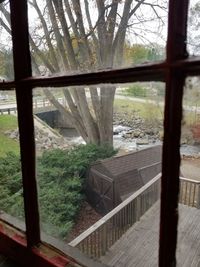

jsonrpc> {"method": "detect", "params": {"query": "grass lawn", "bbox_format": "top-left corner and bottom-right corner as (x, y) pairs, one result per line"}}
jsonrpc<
(114, 98), (164, 121)
(114, 98), (198, 127)
(0, 115), (19, 157)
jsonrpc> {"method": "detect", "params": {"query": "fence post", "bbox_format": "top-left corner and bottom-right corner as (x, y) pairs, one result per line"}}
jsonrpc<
(196, 185), (200, 209)
(136, 196), (141, 221)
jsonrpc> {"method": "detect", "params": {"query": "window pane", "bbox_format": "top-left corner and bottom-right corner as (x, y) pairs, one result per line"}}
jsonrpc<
(33, 83), (163, 264)
(28, 0), (168, 77)
(0, 2), (14, 80)
(187, 0), (200, 56)
(0, 90), (25, 227)
(178, 76), (200, 265)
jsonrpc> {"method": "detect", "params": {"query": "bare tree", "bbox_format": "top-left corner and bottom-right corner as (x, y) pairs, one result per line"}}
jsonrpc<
(187, 1), (200, 55)
(0, 0), (167, 146)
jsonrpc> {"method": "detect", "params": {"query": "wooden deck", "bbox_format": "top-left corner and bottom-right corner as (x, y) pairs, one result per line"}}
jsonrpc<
(101, 202), (200, 267)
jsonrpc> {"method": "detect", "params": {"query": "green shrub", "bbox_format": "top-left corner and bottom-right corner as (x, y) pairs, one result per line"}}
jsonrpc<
(39, 143), (117, 178)
(125, 84), (147, 97)
(0, 152), (23, 218)
(0, 144), (116, 238)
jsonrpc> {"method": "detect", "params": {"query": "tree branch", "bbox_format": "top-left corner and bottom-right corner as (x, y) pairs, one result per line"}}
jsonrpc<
(64, 0), (80, 38)
(84, 0), (99, 46)
(46, 0), (70, 71)
(112, 0), (134, 65)
(52, 0), (78, 70)
(0, 4), (10, 25)
(29, 0), (60, 70)
(29, 36), (56, 73)
(0, 17), (11, 34)
(135, 0), (168, 11)
(128, 0), (145, 19)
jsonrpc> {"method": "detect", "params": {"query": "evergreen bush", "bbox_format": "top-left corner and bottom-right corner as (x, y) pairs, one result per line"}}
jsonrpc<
(0, 144), (116, 238)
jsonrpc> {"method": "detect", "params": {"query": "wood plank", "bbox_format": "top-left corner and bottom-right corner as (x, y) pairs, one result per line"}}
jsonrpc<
(101, 203), (200, 267)
(70, 175), (161, 247)
(177, 207), (200, 267)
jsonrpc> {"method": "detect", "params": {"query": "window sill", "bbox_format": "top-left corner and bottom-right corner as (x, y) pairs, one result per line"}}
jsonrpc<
(0, 215), (106, 267)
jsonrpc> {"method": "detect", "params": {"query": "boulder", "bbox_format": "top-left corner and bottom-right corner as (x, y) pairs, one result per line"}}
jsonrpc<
(136, 139), (149, 145)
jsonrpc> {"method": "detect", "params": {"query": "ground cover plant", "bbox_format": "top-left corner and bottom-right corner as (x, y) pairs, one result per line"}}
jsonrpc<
(0, 144), (116, 238)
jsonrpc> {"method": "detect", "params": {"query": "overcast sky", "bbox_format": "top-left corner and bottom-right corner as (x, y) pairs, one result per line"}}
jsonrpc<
(0, 0), (199, 52)
(27, 0), (168, 46)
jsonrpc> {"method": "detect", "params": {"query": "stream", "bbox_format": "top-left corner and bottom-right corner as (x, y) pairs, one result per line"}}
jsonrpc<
(60, 125), (200, 157)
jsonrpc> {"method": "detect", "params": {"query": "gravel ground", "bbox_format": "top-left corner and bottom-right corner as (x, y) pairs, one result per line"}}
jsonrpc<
(181, 157), (200, 181)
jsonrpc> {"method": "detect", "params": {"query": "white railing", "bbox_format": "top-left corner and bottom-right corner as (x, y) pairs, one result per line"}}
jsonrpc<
(0, 98), (67, 115)
(69, 174), (200, 259)
(0, 107), (17, 114)
(33, 97), (67, 109)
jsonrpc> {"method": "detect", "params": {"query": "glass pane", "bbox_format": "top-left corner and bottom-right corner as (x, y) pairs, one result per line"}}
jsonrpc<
(0, 2), (14, 80)
(33, 83), (163, 264)
(0, 90), (25, 226)
(187, 0), (200, 56)
(28, 0), (168, 77)
(177, 76), (200, 265)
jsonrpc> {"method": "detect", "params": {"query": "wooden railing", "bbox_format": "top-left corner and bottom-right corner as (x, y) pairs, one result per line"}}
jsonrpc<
(69, 174), (161, 258)
(69, 174), (200, 259)
(179, 177), (200, 208)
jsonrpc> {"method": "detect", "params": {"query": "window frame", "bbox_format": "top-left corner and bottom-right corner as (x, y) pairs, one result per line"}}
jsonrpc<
(0, 0), (198, 266)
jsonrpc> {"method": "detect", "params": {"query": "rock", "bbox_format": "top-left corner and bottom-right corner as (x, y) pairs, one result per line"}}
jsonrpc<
(113, 125), (131, 135)
(136, 139), (149, 145)
(6, 125), (70, 153)
(181, 138), (188, 145)
(145, 129), (155, 135)
(133, 130), (141, 138)
(52, 144), (58, 149)
(4, 130), (12, 135)
(139, 132), (145, 138)
(10, 131), (18, 139)
(122, 130), (134, 139)
(159, 130), (164, 141)
(36, 144), (42, 150)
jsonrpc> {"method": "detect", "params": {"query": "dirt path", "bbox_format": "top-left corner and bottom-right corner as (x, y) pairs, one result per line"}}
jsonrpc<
(66, 201), (102, 242)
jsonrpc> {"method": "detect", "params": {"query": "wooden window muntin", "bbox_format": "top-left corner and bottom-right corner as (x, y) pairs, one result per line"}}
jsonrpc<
(0, 0), (198, 266)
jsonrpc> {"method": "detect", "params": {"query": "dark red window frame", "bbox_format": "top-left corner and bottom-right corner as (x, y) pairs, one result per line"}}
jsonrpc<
(0, 0), (199, 266)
